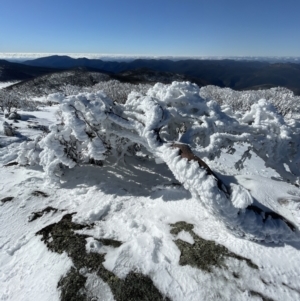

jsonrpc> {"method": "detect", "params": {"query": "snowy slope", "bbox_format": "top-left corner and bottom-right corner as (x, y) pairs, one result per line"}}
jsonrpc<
(0, 82), (20, 90)
(1, 92), (300, 300)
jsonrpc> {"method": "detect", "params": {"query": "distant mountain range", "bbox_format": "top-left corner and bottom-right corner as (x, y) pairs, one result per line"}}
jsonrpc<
(0, 59), (61, 82)
(1, 55), (300, 94)
(1, 53), (300, 63)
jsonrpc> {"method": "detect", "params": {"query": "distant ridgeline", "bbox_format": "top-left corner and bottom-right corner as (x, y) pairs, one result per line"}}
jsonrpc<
(1, 56), (300, 94)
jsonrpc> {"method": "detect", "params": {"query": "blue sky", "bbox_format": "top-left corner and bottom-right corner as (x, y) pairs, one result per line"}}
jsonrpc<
(0, 0), (299, 56)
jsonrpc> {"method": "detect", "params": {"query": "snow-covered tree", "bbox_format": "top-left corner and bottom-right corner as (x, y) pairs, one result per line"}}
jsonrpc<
(200, 85), (300, 118)
(90, 80), (153, 103)
(18, 82), (300, 243)
(0, 90), (21, 113)
(0, 89), (37, 113)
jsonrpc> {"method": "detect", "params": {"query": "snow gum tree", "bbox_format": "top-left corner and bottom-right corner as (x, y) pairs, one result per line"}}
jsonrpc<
(18, 82), (300, 243)
(0, 90), (21, 113)
(0, 89), (36, 114)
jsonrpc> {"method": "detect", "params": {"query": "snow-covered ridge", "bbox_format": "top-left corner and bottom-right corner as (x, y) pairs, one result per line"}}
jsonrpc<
(0, 81), (20, 89)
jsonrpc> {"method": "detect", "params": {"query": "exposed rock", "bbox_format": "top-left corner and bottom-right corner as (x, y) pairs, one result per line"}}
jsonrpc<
(31, 190), (49, 197)
(27, 123), (49, 133)
(170, 221), (258, 272)
(28, 206), (60, 222)
(4, 161), (18, 167)
(36, 213), (169, 301)
(7, 112), (21, 120)
(58, 267), (87, 301)
(2, 121), (15, 136)
(1, 197), (14, 203)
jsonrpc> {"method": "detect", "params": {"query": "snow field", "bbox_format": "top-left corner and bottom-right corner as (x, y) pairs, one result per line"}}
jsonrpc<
(1, 154), (300, 300)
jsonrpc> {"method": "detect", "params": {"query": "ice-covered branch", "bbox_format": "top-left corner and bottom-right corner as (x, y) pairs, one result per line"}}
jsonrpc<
(159, 143), (297, 243)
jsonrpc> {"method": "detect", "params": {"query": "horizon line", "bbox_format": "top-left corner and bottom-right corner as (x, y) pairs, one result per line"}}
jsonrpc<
(0, 52), (299, 62)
